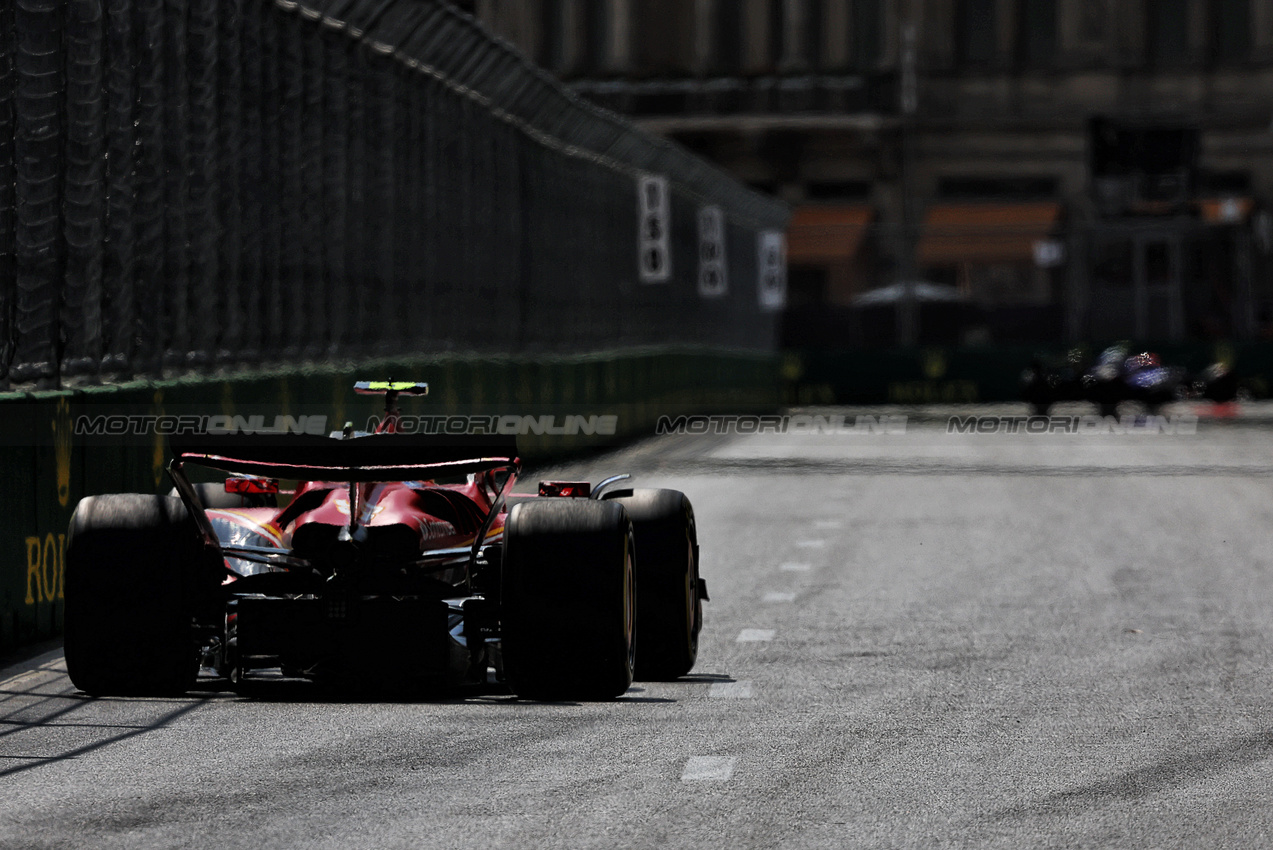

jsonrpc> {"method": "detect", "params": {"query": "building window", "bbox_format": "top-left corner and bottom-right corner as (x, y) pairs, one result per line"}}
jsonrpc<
(957, 0), (998, 67)
(1147, 0), (1189, 67)
(715, 0), (744, 73)
(1212, 0), (1251, 63)
(938, 176), (1060, 200)
(807, 180), (872, 201)
(805, 0), (825, 69)
(1199, 170), (1251, 194)
(634, 0), (694, 74)
(1078, 0), (1105, 42)
(851, 0), (883, 69)
(581, 2), (610, 72)
(1017, 0), (1056, 68)
(539, 0), (564, 70)
(769, 0), (787, 69)
(788, 267), (829, 308)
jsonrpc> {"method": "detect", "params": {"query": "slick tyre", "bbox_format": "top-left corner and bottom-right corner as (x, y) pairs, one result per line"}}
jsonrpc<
(501, 500), (635, 701)
(602, 489), (701, 680)
(64, 494), (214, 696)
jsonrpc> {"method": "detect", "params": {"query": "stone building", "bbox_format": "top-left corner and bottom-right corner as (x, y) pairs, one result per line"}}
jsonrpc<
(468, 0), (1273, 345)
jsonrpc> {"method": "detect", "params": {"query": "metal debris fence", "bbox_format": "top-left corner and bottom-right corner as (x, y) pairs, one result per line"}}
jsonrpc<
(0, 0), (789, 389)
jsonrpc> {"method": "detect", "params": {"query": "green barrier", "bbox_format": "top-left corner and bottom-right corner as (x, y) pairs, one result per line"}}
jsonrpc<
(1, 402), (40, 651)
(0, 347), (780, 656)
(785, 341), (1273, 405)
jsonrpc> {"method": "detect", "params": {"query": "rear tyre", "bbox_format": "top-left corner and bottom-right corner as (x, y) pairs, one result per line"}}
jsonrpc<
(64, 494), (215, 696)
(500, 500), (634, 700)
(602, 489), (701, 680)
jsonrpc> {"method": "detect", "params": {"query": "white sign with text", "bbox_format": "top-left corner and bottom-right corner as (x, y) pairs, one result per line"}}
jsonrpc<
(757, 230), (786, 311)
(637, 174), (671, 283)
(697, 205), (727, 297)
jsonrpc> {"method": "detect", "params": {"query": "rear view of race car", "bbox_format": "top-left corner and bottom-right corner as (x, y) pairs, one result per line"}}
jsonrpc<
(62, 382), (706, 701)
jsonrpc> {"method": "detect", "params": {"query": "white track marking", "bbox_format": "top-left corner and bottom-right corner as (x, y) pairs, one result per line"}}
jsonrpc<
(681, 756), (738, 782)
(736, 629), (775, 643)
(709, 681), (753, 699)
(814, 519), (842, 530)
(780, 562), (812, 572)
(763, 591), (796, 603)
(796, 539), (826, 549)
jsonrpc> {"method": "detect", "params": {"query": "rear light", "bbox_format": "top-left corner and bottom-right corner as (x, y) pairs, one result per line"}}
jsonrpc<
(538, 481), (591, 498)
(354, 380), (429, 396)
(225, 477), (280, 495)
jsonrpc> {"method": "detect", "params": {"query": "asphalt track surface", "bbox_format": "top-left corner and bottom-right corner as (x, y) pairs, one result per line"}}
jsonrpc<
(4, 402), (1273, 849)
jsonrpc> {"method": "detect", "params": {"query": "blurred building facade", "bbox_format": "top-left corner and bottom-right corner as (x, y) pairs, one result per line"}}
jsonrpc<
(469, 0), (1273, 346)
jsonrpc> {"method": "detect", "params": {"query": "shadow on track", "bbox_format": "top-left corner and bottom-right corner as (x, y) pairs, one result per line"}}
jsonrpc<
(0, 694), (205, 779)
(198, 670), (731, 706)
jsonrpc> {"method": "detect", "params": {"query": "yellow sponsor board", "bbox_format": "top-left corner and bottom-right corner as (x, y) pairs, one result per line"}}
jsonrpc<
(25, 533), (66, 605)
(887, 380), (979, 404)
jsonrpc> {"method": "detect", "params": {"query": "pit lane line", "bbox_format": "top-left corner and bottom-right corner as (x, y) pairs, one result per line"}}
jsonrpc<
(696, 520), (831, 773)
(689, 525), (826, 780)
(681, 756), (738, 782)
(685, 549), (806, 781)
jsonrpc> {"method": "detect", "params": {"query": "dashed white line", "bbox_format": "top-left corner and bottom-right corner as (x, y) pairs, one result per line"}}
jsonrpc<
(709, 680), (753, 699)
(763, 591), (796, 603)
(780, 562), (812, 572)
(796, 539), (826, 549)
(681, 756), (738, 782)
(814, 519), (842, 530)
(736, 629), (775, 643)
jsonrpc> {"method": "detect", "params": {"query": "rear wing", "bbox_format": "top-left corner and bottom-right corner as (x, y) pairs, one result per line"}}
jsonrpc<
(166, 432), (521, 579)
(168, 432), (519, 481)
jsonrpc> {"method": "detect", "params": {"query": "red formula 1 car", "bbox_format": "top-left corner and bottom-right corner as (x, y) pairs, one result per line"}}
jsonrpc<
(63, 382), (706, 700)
